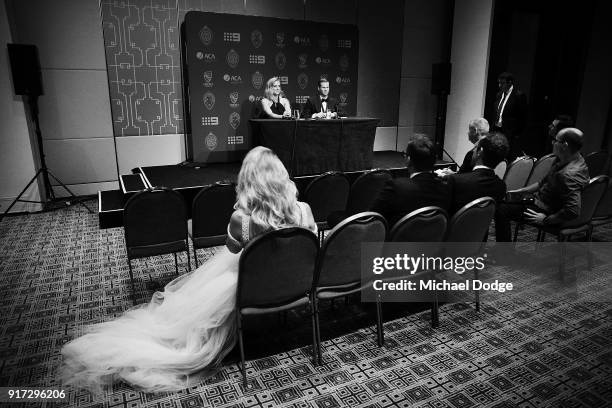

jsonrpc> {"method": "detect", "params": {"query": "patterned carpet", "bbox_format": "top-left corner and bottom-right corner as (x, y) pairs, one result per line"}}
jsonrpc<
(0, 202), (611, 408)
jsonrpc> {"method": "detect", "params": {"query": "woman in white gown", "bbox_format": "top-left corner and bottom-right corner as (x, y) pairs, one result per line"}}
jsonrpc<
(61, 146), (317, 393)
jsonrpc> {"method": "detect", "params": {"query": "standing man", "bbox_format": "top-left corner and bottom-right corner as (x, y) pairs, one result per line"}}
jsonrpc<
(301, 78), (344, 119)
(492, 72), (527, 161)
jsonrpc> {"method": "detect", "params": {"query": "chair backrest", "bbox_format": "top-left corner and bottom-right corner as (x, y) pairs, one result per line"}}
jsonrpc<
(562, 175), (609, 228)
(584, 151), (609, 176)
(504, 156), (535, 190)
(123, 188), (188, 253)
(191, 182), (236, 243)
(493, 160), (507, 179)
(346, 169), (392, 214)
(315, 212), (387, 289)
(446, 197), (495, 256)
(593, 177), (612, 219)
(389, 206), (448, 243)
(525, 153), (556, 186)
(303, 171), (350, 222)
(237, 227), (318, 308)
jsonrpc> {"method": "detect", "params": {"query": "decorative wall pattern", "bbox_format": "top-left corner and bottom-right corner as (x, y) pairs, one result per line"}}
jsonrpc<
(101, 0), (183, 136)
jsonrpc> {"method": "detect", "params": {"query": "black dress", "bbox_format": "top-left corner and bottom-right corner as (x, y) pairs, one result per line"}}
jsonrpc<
(269, 99), (286, 116)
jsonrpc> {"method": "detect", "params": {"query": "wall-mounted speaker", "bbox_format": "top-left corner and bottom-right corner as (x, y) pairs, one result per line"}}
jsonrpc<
(431, 62), (451, 95)
(7, 44), (43, 96)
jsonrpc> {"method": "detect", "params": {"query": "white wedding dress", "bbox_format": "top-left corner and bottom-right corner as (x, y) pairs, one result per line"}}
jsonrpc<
(61, 203), (314, 393)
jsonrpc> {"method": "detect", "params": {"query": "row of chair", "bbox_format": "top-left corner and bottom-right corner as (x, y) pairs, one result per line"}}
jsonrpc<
(496, 150), (610, 192)
(235, 196), (497, 385)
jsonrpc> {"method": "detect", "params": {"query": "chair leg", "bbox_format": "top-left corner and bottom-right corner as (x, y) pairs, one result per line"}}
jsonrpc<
(587, 226), (594, 270)
(314, 297), (322, 365)
(236, 312), (247, 387)
(185, 245), (191, 272)
(174, 253), (179, 276)
(128, 257), (137, 306)
(512, 222), (520, 243)
(558, 236), (566, 281)
(310, 298), (318, 366)
(193, 247), (199, 268)
(376, 294), (384, 347)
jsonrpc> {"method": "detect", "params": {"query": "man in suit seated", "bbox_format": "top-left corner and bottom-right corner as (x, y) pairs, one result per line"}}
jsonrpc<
(458, 118), (490, 173)
(371, 135), (452, 228)
(301, 78), (344, 119)
(495, 127), (589, 241)
(447, 132), (509, 214)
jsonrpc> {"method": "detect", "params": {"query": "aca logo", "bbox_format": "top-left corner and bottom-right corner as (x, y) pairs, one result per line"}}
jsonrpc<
(339, 93), (348, 106)
(203, 91), (215, 110)
(337, 39), (352, 48)
(251, 30), (263, 48)
(203, 71), (213, 87)
(252, 71), (264, 90)
(248, 95), (263, 102)
(229, 112), (241, 130)
(226, 49), (239, 68)
(223, 74), (242, 85)
(202, 53), (215, 63)
(205, 132), (218, 151)
(223, 32), (240, 42)
(275, 52), (286, 70)
(318, 34), (329, 52)
(339, 54), (349, 71)
(335, 76), (351, 85)
(249, 55), (266, 64)
(297, 54), (308, 69)
(315, 56), (331, 66)
(229, 91), (240, 108)
(201, 116), (219, 126)
(275, 32), (286, 48)
(199, 26), (213, 46)
(293, 36), (311, 46)
(297, 73), (309, 90)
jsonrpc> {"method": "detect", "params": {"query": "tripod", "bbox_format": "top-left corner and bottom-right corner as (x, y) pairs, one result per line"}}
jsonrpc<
(2, 96), (93, 219)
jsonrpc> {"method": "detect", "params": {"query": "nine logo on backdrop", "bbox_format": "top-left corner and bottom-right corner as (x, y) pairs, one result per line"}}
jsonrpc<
(196, 25), (354, 149)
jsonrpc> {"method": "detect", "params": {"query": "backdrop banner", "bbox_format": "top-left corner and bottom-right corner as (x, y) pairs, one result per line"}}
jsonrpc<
(182, 11), (359, 163)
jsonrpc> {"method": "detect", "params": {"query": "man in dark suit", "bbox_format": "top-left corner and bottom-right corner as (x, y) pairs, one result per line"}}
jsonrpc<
(301, 78), (344, 119)
(371, 135), (452, 227)
(492, 72), (527, 161)
(447, 132), (509, 214)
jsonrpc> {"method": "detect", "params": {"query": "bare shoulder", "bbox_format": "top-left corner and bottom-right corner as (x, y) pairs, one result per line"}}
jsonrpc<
(228, 210), (243, 241)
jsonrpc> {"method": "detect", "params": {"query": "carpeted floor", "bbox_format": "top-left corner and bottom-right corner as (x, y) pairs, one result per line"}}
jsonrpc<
(0, 202), (611, 408)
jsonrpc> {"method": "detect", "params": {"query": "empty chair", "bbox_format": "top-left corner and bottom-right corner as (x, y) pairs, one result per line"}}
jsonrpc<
(312, 212), (387, 362)
(445, 197), (496, 311)
(235, 227), (319, 386)
(303, 171), (350, 241)
(584, 151), (609, 176)
(123, 188), (191, 305)
(189, 182), (236, 267)
(590, 177), (612, 238)
(525, 153), (556, 187)
(389, 206), (448, 243)
(493, 160), (507, 179)
(389, 206), (448, 327)
(328, 169), (392, 228)
(504, 156), (535, 191)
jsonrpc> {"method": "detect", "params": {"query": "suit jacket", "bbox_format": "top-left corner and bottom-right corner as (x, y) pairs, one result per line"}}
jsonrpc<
(301, 95), (343, 118)
(458, 149), (476, 173)
(448, 168), (507, 214)
(371, 172), (452, 228)
(494, 89), (527, 138)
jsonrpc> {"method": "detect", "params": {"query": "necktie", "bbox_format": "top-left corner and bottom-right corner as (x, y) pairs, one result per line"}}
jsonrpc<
(496, 93), (505, 125)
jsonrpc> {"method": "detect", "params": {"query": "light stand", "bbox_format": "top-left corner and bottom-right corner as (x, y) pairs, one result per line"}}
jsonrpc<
(1, 95), (93, 219)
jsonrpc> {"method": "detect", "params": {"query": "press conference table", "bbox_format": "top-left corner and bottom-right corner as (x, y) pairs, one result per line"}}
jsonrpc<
(250, 117), (380, 176)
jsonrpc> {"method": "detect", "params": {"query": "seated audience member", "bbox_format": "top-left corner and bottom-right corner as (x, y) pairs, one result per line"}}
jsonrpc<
(261, 77), (292, 119)
(448, 132), (509, 214)
(495, 127), (589, 241)
(371, 135), (452, 227)
(545, 114), (574, 154)
(301, 78), (344, 119)
(458, 118), (490, 173)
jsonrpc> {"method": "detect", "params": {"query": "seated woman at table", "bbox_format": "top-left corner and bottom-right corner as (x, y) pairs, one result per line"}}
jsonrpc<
(261, 77), (292, 119)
